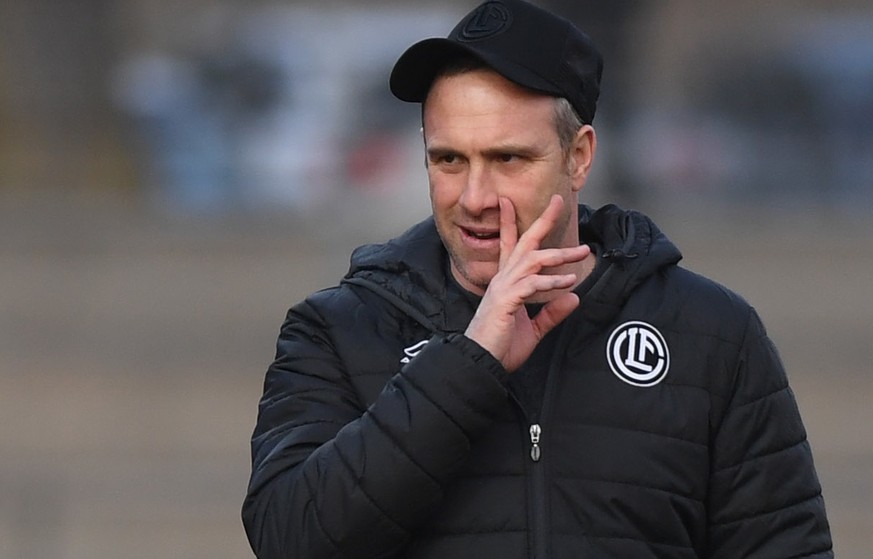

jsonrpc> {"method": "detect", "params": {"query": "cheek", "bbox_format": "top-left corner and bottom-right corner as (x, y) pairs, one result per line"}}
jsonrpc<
(428, 175), (461, 211)
(428, 182), (445, 213)
(511, 180), (574, 236)
(512, 191), (555, 231)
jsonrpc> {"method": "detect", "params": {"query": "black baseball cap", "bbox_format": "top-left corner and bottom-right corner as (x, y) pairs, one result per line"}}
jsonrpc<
(389, 0), (603, 123)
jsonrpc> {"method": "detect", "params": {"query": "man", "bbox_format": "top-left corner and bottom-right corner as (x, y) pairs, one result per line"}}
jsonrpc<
(242, 1), (833, 557)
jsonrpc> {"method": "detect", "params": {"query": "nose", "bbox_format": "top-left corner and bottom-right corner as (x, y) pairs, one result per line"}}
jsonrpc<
(458, 163), (498, 216)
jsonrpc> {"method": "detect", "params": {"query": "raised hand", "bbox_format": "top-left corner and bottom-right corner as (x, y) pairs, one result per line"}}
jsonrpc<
(464, 195), (591, 372)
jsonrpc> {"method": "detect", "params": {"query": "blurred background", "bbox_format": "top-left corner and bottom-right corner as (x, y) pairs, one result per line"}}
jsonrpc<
(1, 0), (871, 557)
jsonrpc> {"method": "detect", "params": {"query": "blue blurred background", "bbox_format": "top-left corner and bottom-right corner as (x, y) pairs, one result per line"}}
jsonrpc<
(1, 1), (871, 557)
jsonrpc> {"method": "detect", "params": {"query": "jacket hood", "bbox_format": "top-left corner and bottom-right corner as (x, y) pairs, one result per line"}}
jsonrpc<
(577, 204), (682, 324)
(345, 204), (682, 331)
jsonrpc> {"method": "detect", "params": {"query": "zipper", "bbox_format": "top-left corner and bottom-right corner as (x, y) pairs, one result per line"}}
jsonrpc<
(507, 389), (546, 559)
(529, 423), (542, 462)
(507, 391), (547, 559)
(529, 421), (547, 559)
(527, 314), (580, 559)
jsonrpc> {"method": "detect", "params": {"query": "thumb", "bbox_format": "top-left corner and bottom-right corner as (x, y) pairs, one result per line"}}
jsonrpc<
(531, 292), (580, 340)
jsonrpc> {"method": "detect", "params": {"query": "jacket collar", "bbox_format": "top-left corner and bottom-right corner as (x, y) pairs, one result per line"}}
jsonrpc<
(345, 205), (682, 332)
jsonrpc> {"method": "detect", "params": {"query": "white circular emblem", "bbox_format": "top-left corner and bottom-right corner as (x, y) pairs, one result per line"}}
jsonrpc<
(606, 321), (670, 387)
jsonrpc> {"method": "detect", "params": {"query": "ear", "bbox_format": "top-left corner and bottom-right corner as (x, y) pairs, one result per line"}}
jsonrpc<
(568, 125), (596, 192)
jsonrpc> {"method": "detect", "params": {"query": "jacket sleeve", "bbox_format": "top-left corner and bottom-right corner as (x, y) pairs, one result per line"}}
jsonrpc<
(242, 297), (509, 559)
(706, 308), (833, 558)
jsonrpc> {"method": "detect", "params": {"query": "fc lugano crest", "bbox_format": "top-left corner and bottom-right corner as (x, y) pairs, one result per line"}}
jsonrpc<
(457, 1), (512, 42)
(606, 321), (670, 387)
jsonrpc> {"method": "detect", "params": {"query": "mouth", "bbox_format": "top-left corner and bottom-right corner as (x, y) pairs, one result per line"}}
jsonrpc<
(461, 226), (500, 241)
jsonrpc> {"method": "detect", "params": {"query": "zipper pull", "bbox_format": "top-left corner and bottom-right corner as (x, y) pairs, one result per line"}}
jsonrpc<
(529, 423), (542, 462)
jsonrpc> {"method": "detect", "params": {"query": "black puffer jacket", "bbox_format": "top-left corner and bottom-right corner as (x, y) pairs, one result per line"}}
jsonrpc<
(243, 205), (832, 558)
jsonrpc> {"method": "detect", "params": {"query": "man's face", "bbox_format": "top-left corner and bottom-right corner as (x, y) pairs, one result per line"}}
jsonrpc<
(423, 69), (589, 295)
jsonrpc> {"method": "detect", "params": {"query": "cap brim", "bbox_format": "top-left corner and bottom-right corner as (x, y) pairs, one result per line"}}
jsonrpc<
(389, 38), (562, 104)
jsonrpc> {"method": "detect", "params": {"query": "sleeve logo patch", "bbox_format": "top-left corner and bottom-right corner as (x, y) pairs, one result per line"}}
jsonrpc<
(400, 339), (430, 364)
(606, 321), (670, 387)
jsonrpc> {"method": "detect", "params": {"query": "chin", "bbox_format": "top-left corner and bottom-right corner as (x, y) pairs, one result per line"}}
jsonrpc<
(455, 261), (497, 294)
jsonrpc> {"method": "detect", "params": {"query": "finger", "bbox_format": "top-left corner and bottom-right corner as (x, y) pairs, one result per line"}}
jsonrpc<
(498, 197), (518, 269)
(497, 244), (590, 286)
(520, 244), (591, 272)
(515, 194), (565, 252)
(517, 273), (579, 298)
(531, 292), (580, 340)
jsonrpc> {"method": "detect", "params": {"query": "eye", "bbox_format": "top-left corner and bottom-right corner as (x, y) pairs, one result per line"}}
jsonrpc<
(497, 152), (519, 163)
(427, 150), (462, 167)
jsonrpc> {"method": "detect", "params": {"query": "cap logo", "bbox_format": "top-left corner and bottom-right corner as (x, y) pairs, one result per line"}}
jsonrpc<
(606, 321), (670, 387)
(457, 1), (512, 42)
